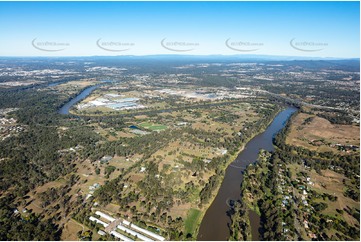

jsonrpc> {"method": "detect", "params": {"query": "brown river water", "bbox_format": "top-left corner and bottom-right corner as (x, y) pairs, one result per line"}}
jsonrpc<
(197, 107), (297, 241)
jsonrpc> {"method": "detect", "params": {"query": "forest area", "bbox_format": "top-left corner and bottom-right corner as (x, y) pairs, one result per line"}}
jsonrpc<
(229, 109), (360, 241)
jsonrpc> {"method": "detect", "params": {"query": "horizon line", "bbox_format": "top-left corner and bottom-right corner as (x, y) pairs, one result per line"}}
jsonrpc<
(0, 54), (359, 60)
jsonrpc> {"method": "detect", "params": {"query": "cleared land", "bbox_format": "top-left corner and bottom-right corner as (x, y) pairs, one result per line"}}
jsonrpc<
(287, 163), (360, 238)
(139, 122), (168, 131)
(61, 219), (87, 241)
(286, 112), (359, 153)
(20, 83), (278, 240)
(184, 208), (202, 236)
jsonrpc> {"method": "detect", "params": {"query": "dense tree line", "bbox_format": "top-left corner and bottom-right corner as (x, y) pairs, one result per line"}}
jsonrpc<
(0, 87), (104, 238)
(0, 195), (60, 240)
(275, 112), (360, 179)
(230, 109), (360, 241)
(229, 200), (252, 240)
(316, 111), (354, 125)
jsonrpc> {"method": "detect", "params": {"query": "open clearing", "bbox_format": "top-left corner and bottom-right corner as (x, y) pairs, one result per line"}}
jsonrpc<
(139, 122), (168, 131)
(309, 169), (359, 226)
(287, 163), (360, 227)
(286, 113), (359, 153)
(61, 219), (86, 241)
(184, 208), (202, 236)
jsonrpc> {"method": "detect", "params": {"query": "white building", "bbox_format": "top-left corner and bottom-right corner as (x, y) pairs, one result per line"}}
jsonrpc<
(130, 223), (165, 241)
(110, 231), (134, 241)
(117, 225), (153, 241)
(95, 211), (116, 223)
(89, 216), (108, 227)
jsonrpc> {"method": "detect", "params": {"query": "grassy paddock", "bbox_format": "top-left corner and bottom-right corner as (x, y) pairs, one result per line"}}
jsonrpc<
(140, 122), (168, 131)
(184, 208), (201, 236)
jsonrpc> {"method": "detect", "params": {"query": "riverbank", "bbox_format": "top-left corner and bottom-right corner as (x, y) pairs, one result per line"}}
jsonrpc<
(59, 86), (288, 240)
(195, 106), (284, 240)
(197, 106), (298, 240)
(193, 142), (247, 239)
(58, 84), (101, 115)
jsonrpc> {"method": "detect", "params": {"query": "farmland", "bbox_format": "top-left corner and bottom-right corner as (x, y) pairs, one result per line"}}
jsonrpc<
(0, 56), (359, 241)
(286, 112), (359, 153)
(5, 80), (280, 240)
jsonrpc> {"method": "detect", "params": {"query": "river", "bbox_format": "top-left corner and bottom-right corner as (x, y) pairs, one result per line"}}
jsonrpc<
(59, 87), (297, 239)
(197, 107), (297, 241)
(58, 85), (100, 115)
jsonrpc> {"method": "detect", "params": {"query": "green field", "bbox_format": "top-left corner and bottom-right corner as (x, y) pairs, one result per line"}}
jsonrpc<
(139, 122), (167, 131)
(184, 208), (201, 236)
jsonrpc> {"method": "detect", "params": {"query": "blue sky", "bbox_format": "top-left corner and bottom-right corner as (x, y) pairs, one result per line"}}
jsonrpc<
(0, 1), (359, 58)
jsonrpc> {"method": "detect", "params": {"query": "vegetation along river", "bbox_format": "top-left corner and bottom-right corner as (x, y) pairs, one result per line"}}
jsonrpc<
(58, 85), (101, 115)
(197, 107), (298, 241)
(59, 88), (298, 239)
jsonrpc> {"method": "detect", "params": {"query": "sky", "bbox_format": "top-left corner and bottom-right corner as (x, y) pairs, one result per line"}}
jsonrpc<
(0, 1), (359, 58)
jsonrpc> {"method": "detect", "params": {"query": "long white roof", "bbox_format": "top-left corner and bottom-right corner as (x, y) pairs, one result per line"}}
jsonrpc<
(117, 225), (153, 241)
(89, 216), (108, 227)
(130, 224), (165, 241)
(110, 231), (134, 242)
(122, 219), (131, 226)
(95, 211), (116, 222)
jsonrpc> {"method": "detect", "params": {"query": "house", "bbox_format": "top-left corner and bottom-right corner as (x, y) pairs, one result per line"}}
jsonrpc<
(100, 156), (113, 163)
(98, 230), (106, 236)
(308, 233), (317, 239)
(303, 220), (309, 229)
(89, 183), (100, 191)
(220, 149), (228, 155)
(203, 159), (211, 164)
